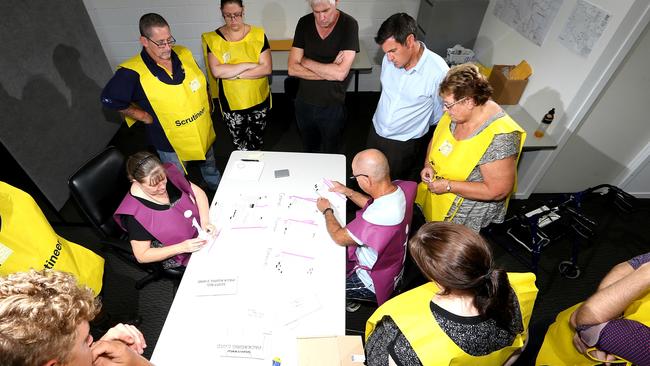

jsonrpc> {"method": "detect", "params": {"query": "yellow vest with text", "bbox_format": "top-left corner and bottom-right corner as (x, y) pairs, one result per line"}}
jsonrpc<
(366, 272), (538, 365)
(119, 46), (215, 163)
(0, 182), (104, 295)
(416, 112), (526, 222)
(536, 292), (650, 366)
(201, 26), (270, 111)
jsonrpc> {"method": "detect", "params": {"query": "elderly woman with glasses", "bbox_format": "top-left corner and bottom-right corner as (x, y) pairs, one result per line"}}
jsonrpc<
(113, 152), (215, 269)
(415, 63), (526, 231)
(201, 0), (272, 151)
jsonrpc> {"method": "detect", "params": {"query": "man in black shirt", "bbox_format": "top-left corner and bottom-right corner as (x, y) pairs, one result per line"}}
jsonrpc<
(288, 0), (359, 153)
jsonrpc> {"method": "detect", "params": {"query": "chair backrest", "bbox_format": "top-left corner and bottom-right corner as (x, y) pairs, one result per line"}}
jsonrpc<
(68, 146), (129, 238)
(392, 203), (428, 296)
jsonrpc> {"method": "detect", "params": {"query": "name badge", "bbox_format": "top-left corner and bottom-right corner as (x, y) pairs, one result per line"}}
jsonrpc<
(190, 78), (200, 92)
(439, 140), (453, 156)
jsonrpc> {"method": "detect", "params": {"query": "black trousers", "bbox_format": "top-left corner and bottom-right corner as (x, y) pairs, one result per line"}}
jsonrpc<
(294, 98), (345, 153)
(366, 127), (432, 182)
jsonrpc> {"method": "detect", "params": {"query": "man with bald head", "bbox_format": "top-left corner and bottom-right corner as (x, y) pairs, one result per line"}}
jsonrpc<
(317, 149), (417, 311)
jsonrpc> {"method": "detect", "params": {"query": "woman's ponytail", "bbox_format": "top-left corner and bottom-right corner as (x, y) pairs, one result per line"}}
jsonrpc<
(475, 268), (516, 333)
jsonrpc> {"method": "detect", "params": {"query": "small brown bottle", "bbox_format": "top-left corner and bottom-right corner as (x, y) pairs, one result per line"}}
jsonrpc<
(534, 108), (555, 138)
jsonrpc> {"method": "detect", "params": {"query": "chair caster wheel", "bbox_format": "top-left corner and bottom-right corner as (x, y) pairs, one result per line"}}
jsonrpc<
(559, 261), (580, 279)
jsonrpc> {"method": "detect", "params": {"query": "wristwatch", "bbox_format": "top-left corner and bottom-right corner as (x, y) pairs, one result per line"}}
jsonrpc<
(445, 180), (452, 193)
(322, 208), (333, 216)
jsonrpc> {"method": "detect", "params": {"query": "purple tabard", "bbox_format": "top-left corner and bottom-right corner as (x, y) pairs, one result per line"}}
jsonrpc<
(113, 163), (200, 266)
(346, 180), (417, 304)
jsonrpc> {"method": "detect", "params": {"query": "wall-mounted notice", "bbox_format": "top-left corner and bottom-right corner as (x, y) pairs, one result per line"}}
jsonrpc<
(494, 0), (563, 46)
(559, 0), (610, 57)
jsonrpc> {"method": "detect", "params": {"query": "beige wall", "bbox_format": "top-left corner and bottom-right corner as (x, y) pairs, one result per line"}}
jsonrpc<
(83, 0), (650, 196)
(537, 22), (650, 196)
(82, 0), (419, 92)
(474, 0), (649, 197)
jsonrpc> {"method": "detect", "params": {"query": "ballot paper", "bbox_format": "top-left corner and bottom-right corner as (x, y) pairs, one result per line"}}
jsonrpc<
(183, 210), (218, 251)
(316, 178), (347, 202)
(194, 276), (238, 296)
(277, 292), (322, 326)
(229, 160), (265, 181)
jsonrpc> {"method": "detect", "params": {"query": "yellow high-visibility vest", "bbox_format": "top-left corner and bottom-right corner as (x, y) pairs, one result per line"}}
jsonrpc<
(0, 182), (104, 295)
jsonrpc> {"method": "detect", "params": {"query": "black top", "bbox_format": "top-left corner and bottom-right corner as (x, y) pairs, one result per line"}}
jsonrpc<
(365, 289), (523, 366)
(122, 180), (182, 241)
(292, 11), (359, 106)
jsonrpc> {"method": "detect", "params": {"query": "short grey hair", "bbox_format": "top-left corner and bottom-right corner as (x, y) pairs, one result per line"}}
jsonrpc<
(308, 0), (335, 6)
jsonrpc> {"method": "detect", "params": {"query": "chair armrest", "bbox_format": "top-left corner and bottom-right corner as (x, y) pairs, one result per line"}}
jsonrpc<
(100, 238), (134, 258)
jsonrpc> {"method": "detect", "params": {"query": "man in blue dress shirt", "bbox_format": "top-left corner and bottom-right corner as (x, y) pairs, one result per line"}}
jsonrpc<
(369, 13), (449, 181)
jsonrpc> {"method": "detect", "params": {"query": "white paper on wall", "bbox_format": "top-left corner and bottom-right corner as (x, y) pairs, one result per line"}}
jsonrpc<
(493, 0), (563, 46)
(558, 0), (611, 57)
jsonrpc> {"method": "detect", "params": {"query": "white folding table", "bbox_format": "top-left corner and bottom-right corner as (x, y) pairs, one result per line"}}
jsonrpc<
(151, 151), (347, 365)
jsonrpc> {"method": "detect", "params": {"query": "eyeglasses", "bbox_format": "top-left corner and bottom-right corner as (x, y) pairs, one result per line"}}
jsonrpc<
(146, 36), (176, 48)
(222, 12), (243, 20)
(349, 173), (369, 180)
(443, 97), (467, 110)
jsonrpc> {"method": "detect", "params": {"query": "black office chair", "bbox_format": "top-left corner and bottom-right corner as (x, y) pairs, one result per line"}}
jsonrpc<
(391, 204), (428, 296)
(68, 146), (183, 289)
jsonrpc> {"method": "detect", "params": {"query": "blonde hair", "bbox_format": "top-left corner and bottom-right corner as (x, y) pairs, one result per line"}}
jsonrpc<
(0, 270), (100, 366)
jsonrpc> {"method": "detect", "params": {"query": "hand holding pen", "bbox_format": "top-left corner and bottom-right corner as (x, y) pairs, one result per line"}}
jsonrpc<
(203, 223), (217, 237)
(327, 180), (347, 194)
(316, 197), (331, 213)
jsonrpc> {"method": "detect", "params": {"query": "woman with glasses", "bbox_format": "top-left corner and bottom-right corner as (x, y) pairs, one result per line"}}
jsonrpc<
(365, 222), (537, 365)
(113, 152), (215, 269)
(201, 0), (272, 151)
(415, 63), (526, 231)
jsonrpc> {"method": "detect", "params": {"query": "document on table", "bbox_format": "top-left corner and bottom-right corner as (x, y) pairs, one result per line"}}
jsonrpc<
(216, 328), (269, 359)
(264, 249), (322, 325)
(268, 249), (317, 278)
(316, 178), (348, 203)
(229, 160), (264, 181)
(275, 218), (319, 240)
(194, 276), (238, 296)
(278, 292), (322, 326)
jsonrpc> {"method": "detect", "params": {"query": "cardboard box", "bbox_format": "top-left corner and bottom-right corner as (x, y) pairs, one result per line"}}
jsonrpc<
(269, 39), (293, 51)
(297, 335), (365, 366)
(488, 64), (529, 105)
